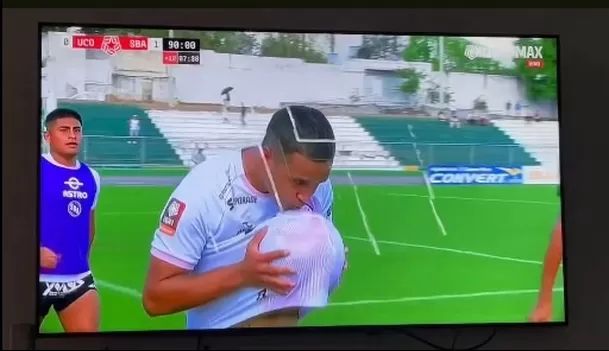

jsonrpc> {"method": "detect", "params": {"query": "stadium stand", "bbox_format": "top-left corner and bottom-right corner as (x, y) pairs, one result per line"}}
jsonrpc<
(491, 119), (560, 170)
(357, 117), (540, 167)
(52, 101), (547, 171)
(146, 110), (402, 170)
(57, 102), (180, 166)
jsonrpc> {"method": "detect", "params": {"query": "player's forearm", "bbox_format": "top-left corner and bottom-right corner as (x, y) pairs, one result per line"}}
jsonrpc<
(143, 263), (246, 316)
(538, 228), (563, 302)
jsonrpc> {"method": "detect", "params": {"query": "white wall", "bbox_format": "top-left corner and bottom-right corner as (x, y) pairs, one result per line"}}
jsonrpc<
(41, 32), (556, 116)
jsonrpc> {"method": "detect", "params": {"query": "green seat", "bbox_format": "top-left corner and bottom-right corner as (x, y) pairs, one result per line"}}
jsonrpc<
(57, 102), (181, 167)
(357, 117), (539, 168)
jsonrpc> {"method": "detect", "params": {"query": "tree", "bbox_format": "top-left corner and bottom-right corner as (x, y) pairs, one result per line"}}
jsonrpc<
(403, 36), (515, 75)
(512, 38), (557, 101)
(327, 34), (336, 53)
(41, 26), (72, 32)
(81, 27), (170, 38)
(356, 35), (402, 60)
(260, 34), (328, 63)
(198, 31), (258, 55)
(473, 96), (488, 111)
(398, 68), (425, 94)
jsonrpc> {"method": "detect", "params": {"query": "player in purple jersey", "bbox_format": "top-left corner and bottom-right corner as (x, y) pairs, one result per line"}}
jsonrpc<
(39, 108), (101, 332)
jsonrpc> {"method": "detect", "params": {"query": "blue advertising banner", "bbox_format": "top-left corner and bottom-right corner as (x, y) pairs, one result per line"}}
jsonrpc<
(427, 166), (524, 185)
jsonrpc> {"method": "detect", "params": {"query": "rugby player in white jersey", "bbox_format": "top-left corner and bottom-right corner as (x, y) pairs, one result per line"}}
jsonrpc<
(142, 105), (344, 328)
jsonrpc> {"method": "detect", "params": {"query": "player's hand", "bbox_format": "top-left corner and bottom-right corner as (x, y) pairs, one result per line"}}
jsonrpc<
(529, 301), (553, 322)
(239, 227), (296, 295)
(40, 247), (61, 269)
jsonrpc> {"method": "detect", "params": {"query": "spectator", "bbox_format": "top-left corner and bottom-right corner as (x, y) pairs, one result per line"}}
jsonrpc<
(240, 102), (247, 127)
(128, 115), (140, 144)
(221, 91), (231, 124)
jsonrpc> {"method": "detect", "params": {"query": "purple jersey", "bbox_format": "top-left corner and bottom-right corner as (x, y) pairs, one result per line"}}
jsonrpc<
(40, 154), (100, 279)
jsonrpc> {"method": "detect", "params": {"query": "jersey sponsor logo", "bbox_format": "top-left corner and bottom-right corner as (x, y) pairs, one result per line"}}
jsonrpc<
(226, 195), (257, 211)
(235, 222), (255, 236)
(218, 166), (236, 200)
(160, 198), (186, 236)
(63, 177), (88, 199)
(256, 288), (268, 301)
(41, 279), (85, 297)
(67, 200), (82, 217)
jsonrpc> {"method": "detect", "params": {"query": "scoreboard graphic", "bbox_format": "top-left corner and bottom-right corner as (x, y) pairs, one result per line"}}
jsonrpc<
(61, 35), (201, 65)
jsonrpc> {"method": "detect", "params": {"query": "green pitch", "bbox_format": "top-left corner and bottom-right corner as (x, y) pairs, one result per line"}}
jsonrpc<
(40, 183), (565, 333)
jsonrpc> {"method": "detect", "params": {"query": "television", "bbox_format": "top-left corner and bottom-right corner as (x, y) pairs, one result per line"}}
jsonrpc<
(38, 25), (564, 334)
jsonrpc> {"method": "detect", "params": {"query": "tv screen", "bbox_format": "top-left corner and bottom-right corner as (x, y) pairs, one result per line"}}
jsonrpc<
(38, 25), (564, 334)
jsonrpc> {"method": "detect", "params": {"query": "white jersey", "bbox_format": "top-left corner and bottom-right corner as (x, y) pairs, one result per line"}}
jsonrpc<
(150, 148), (334, 329)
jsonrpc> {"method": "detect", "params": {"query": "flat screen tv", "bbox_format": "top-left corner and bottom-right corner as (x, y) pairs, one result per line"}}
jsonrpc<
(38, 25), (565, 334)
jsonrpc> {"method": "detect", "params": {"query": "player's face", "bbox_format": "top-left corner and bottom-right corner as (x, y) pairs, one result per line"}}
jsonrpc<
(267, 149), (332, 210)
(44, 117), (82, 157)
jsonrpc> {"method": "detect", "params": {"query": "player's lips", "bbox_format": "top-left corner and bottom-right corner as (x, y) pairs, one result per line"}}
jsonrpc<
(66, 143), (78, 147)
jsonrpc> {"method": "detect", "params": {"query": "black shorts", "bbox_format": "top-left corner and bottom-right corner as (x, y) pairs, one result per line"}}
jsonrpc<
(38, 273), (97, 320)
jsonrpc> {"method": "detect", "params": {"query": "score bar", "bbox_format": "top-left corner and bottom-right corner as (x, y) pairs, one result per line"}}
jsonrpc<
(61, 35), (164, 55)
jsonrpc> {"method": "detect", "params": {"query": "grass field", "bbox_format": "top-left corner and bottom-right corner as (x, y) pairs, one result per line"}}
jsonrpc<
(40, 182), (565, 333)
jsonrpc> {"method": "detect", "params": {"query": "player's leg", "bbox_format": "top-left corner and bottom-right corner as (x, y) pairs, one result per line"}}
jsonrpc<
(133, 127), (140, 144)
(128, 128), (135, 144)
(223, 101), (230, 123)
(55, 274), (100, 332)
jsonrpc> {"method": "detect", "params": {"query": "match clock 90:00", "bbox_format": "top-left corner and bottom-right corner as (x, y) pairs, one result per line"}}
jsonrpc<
(178, 52), (200, 65)
(162, 38), (200, 51)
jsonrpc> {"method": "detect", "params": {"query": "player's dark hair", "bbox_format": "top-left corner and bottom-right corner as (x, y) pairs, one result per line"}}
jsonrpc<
(44, 108), (83, 129)
(262, 105), (335, 163)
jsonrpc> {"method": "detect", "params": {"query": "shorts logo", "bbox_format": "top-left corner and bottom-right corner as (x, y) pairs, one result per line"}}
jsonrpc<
(67, 200), (82, 217)
(42, 280), (85, 297)
(226, 196), (257, 211)
(160, 198), (186, 236)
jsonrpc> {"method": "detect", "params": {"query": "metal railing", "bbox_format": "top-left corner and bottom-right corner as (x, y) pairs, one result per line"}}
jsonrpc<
(42, 134), (559, 168)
